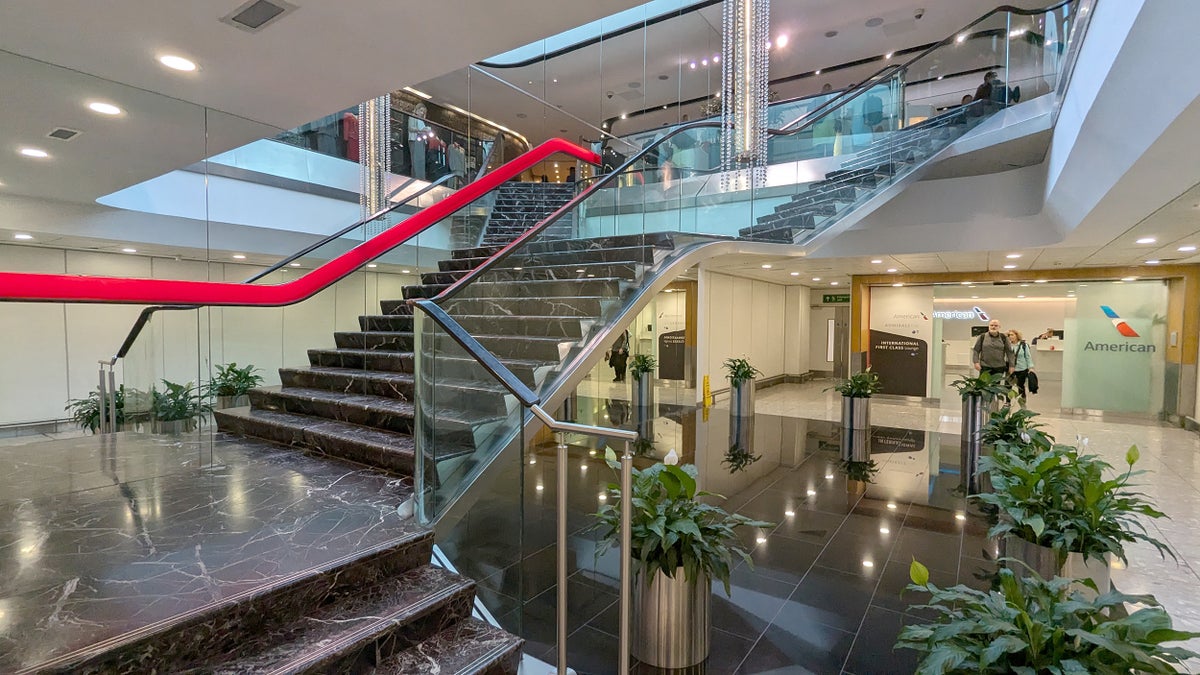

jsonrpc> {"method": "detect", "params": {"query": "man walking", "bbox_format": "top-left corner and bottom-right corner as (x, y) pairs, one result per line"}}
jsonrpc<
(972, 319), (1014, 379)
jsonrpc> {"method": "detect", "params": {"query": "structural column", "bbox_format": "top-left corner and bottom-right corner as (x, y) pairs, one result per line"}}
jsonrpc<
(359, 94), (391, 236)
(720, 0), (770, 189)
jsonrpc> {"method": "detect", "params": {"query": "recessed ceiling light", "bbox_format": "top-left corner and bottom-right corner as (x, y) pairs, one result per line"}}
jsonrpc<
(830, 281), (839, 286)
(879, 527), (890, 534)
(1145, 259), (1161, 265)
(1135, 237), (1156, 244)
(811, 277), (821, 282)
(1179, 245), (1197, 252)
(19, 147), (49, 158)
(1079, 284), (1088, 287)
(1006, 253), (1022, 259)
(366, 263), (378, 268)
(121, 247), (137, 253)
(886, 268), (897, 273)
(232, 254), (246, 259)
(862, 560), (874, 568)
(775, 34), (789, 48)
(870, 259), (883, 264)
(761, 264), (772, 269)
(885, 51), (894, 59)
(971, 295), (979, 299)
(1122, 276), (1137, 281)
(689, 62), (697, 69)
(14, 233), (33, 240)
(87, 101), (123, 116)
(955, 513), (966, 521)
(1035, 279), (1047, 283)
(956, 34), (967, 43)
(960, 281), (971, 285)
(968, 285), (975, 288)
(756, 536), (768, 544)
(401, 269), (411, 273)
(1020, 283), (1030, 287)
(1003, 264), (1017, 269)
(892, 283), (903, 287)
(289, 263), (301, 267)
(1017, 295), (1025, 298)
(887, 503), (897, 509)
(789, 272), (800, 276)
(158, 54), (198, 72)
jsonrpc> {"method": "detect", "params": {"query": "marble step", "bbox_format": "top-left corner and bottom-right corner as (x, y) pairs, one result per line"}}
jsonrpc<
(59, 515), (435, 673)
(422, 261), (639, 285)
(438, 295), (607, 318)
(250, 386), (418, 436)
(215, 407), (418, 474)
(191, 565), (480, 674)
(309, 347), (414, 373)
(376, 617), (523, 675)
(422, 354), (552, 389)
(402, 277), (623, 300)
(755, 202), (834, 227)
(747, 211), (817, 233)
(450, 232), (673, 260)
(438, 245), (658, 272)
(360, 314), (414, 332)
(451, 314), (587, 338)
(335, 330), (414, 352)
(280, 366), (415, 401)
(824, 163), (899, 182)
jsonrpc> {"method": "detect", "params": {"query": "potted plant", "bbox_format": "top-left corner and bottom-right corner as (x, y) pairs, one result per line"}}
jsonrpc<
(205, 362), (263, 409)
(980, 405), (1054, 451)
(839, 458), (879, 494)
(65, 385), (146, 433)
(951, 371), (1014, 494)
(976, 443), (1172, 594)
(897, 560), (1199, 673)
(595, 456), (772, 668)
(831, 368), (881, 462)
(722, 442), (762, 473)
(629, 353), (657, 412)
(150, 379), (212, 434)
(723, 357), (761, 419)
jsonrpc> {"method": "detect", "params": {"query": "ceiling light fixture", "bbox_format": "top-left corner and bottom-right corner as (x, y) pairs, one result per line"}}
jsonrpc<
(886, 268), (897, 273)
(1121, 276), (1137, 281)
(401, 269), (411, 273)
(289, 263), (300, 267)
(1006, 253), (1022, 259)
(232, 254), (247, 259)
(1179, 245), (1197, 252)
(88, 101), (123, 116)
(158, 54), (198, 72)
(1145, 259), (1161, 265)
(892, 283), (903, 287)
(1135, 237), (1156, 244)
(1035, 279), (1047, 283)
(812, 277), (821, 282)
(956, 34), (967, 43)
(19, 147), (49, 158)
(814, 69), (821, 75)
(14, 233), (33, 240)
(885, 51), (894, 59)
(121, 247), (137, 253)
(789, 271), (800, 276)
(1003, 264), (1017, 269)
(761, 264), (772, 269)
(776, 34), (789, 48)
(830, 281), (839, 286)
(689, 62), (697, 69)
(366, 263), (378, 268)
(870, 259), (882, 264)
(1017, 295), (1026, 298)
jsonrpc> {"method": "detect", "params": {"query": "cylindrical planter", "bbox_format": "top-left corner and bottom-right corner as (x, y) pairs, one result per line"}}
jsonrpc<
(846, 479), (868, 495)
(632, 372), (654, 413)
(1005, 535), (1059, 581)
(633, 567), (710, 668)
(730, 379), (756, 418)
(960, 394), (986, 495)
(215, 394), (250, 410)
(152, 418), (197, 434)
(1061, 552), (1112, 599)
(840, 396), (871, 462)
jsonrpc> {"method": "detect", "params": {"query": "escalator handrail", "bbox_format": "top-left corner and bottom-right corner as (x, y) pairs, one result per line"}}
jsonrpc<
(771, 0), (1075, 135)
(0, 138), (600, 306)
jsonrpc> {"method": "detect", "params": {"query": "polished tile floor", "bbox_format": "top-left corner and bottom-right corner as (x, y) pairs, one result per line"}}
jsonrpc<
(445, 379), (1200, 674)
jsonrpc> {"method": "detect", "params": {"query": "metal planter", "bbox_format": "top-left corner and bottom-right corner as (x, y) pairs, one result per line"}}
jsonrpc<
(215, 394), (249, 410)
(960, 393), (986, 494)
(632, 567), (710, 668)
(840, 396), (871, 462)
(633, 372), (654, 414)
(1005, 536), (1112, 598)
(730, 379), (756, 418)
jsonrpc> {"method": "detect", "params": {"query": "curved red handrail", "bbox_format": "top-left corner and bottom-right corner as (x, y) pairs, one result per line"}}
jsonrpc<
(0, 139), (599, 305)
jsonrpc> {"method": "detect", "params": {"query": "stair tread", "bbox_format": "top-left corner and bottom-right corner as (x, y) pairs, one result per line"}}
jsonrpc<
(262, 385), (415, 415)
(218, 407), (417, 453)
(280, 366), (414, 384)
(377, 617), (523, 675)
(200, 565), (475, 674)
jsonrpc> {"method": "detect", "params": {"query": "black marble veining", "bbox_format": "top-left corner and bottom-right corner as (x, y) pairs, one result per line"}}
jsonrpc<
(0, 432), (421, 673)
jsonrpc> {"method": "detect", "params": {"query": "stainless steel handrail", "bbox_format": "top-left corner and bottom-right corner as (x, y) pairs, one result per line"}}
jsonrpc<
(412, 298), (635, 675)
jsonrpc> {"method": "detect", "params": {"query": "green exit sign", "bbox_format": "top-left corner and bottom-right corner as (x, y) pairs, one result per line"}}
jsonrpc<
(822, 293), (850, 304)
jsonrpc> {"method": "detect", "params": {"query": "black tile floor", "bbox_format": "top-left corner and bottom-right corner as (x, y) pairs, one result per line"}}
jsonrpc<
(440, 400), (993, 674)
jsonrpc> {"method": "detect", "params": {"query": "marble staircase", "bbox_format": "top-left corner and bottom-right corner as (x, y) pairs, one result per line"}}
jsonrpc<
(742, 103), (989, 243)
(479, 181), (575, 247)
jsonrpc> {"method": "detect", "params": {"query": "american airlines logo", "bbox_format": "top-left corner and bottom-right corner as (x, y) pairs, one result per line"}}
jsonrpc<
(1100, 305), (1140, 337)
(931, 306), (990, 321)
(1085, 306), (1155, 353)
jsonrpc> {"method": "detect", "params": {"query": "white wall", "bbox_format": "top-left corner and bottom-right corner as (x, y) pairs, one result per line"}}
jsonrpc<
(809, 306), (836, 373)
(0, 244), (419, 426)
(701, 270), (811, 392)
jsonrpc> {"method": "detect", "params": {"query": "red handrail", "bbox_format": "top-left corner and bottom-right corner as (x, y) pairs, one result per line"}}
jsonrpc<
(0, 139), (599, 305)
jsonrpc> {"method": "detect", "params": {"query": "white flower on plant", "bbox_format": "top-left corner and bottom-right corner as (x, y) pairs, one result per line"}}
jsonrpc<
(664, 449), (679, 465)
(1020, 431), (1031, 444)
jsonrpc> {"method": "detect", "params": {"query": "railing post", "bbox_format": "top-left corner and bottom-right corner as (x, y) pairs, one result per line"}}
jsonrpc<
(618, 439), (633, 675)
(556, 431), (569, 675)
(107, 365), (117, 433)
(97, 362), (109, 435)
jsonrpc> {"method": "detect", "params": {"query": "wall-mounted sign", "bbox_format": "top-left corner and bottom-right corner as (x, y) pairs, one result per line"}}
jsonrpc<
(822, 293), (850, 304)
(931, 306), (990, 321)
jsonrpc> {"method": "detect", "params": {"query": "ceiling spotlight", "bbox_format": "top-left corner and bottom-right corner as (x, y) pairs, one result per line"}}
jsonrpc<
(88, 101), (123, 116)
(885, 51), (894, 59)
(886, 268), (898, 273)
(1122, 276), (1137, 281)
(870, 259), (882, 264)
(1006, 253), (1022, 259)
(713, 55), (720, 63)
(366, 263), (378, 268)
(158, 54), (198, 72)
(289, 263), (301, 267)
(552, 79), (558, 83)
(776, 34), (789, 48)
(830, 281), (839, 286)
(971, 295), (979, 299)
(790, 272), (800, 276)
(1035, 279), (1047, 283)
(812, 277), (821, 281)
(1179, 245), (1197, 252)
(862, 560), (874, 568)
(1020, 284), (1030, 287)
(1135, 237), (1156, 244)
(701, 59), (709, 66)
(880, 527), (890, 534)
(761, 264), (772, 269)
(689, 62), (697, 69)
(815, 69), (821, 75)
(955, 513), (967, 521)
(956, 34), (967, 43)
(121, 247), (137, 253)
(960, 281), (972, 285)
(232, 254), (247, 259)
(14, 233), (34, 240)
(1003, 264), (1017, 269)
(887, 502), (897, 510)
(1145, 260), (1161, 265)
(401, 269), (411, 274)
(1017, 295), (1026, 298)
(892, 283), (903, 287)
(19, 147), (49, 158)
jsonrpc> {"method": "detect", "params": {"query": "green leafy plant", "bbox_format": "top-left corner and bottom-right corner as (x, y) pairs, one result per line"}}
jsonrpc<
(898, 560), (1199, 674)
(830, 367), (882, 398)
(594, 454), (772, 595)
(839, 459), (879, 483)
(632, 435), (656, 457)
(975, 443), (1172, 566)
(722, 443), (762, 473)
(980, 405), (1054, 450)
(723, 358), (761, 387)
(151, 380), (212, 423)
(65, 385), (147, 433)
(629, 354), (658, 378)
(204, 362), (263, 398)
(951, 370), (1013, 399)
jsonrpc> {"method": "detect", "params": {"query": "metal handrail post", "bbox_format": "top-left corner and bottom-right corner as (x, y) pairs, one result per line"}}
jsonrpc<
(96, 362), (109, 435)
(618, 439), (633, 675)
(107, 365), (117, 433)
(556, 431), (569, 675)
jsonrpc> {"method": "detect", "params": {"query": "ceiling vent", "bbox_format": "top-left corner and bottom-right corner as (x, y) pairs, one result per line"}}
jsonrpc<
(47, 128), (81, 141)
(221, 0), (296, 33)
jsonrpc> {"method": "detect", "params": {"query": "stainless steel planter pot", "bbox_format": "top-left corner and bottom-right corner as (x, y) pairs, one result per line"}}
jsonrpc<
(215, 394), (249, 410)
(1005, 535), (1059, 581)
(632, 567), (710, 668)
(840, 396), (871, 462)
(961, 393), (986, 494)
(633, 372), (654, 414)
(730, 379), (756, 418)
(1005, 536), (1112, 597)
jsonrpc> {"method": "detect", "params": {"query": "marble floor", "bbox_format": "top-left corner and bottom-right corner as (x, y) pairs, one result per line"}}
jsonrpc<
(443, 379), (1200, 674)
